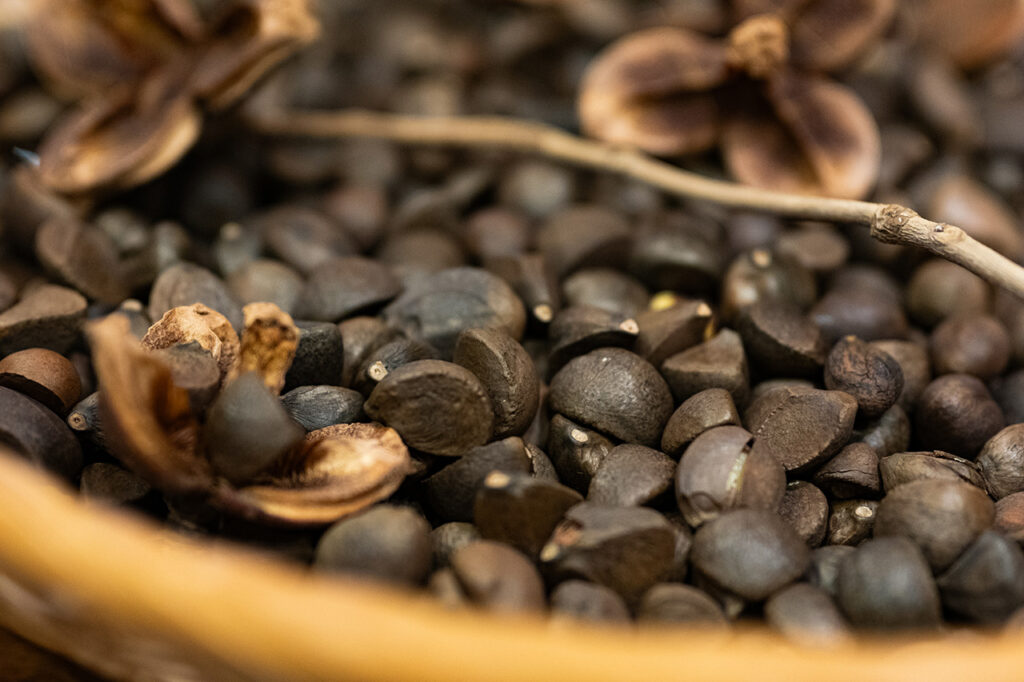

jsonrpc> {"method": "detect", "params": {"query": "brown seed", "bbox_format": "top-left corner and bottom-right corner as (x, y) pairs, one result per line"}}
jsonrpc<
(880, 451), (986, 492)
(587, 444), (676, 507)
(991, 369), (1024, 425)
(661, 388), (741, 458)
(351, 338), (440, 397)
(563, 268), (649, 318)
(549, 347), (673, 448)
(454, 327), (539, 439)
(338, 318), (399, 389)
(79, 461), (152, 506)
(295, 256), (403, 322)
(537, 204), (632, 277)
(526, 443), (559, 482)
(281, 385), (364, 433)
(499, 159), (574, 218)
(936, 531), (1024, 624)
(676, 425), (785, 527)
(365, 359), (494, 456)
(827, 500), (879, 546)
(691, 508), (810, 601)
(777, 481), (829, 548)
(226, 259), (304, 315)
(720, 249), (816, 323)
(377, 228), (465, 274)
(775, 224), (850, 275)
(736, 300), (826, 378)
(807, 545), (855, 597)
(229, 302), (299, 395)
(628, 220), (724, 296)
(927, 173), (1023, 260)
(0, 386), (82, 478)
(906, 259), (991, 328)
(0, 284), (87, 355)
(661, 328), (750, 406)
(0, 348), (81, 414)
(745, 386), (858, 474)
(874, 479), (995, 572)
(35, 217), (127, 305)
(475, 471), (583, 557)
(254, 205), (358, 275)
(546, 414), (614, 493)
(852, 404), (910, 458)
(422, 438), (532, 522)
(141, 303), (240, 384)
(151, 342), (220, 414)
(284, 321), (345, 392)
(813, 443), (881, 500)
(465, 207), (532, 262)
(915, 374), (1004, 458)
(427, 568), (467, 609)
(148, 262), (243, 332)
(810, 288), (909, 344)
(995, 493), (1024, 543)
(550, 580), (631, 623)
(431, 522), (482, 568)
(930, 314), (1010, 380)
(485, 253), (560, 328)
(547, 305), (639, 378)
(978, 424), (1024, 499)
(451, 540), (546, 613)
(634, 299), (714, 368)
(764, 583), (852, 647)
(824, 336), (903, 418)
(637, 583), (728, 626)
(541, 502), (676, 602)
(314, 505), (432, 586)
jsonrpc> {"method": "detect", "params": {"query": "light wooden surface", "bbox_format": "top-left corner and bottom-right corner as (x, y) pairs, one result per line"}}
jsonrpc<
(0, 450), (1020, 682)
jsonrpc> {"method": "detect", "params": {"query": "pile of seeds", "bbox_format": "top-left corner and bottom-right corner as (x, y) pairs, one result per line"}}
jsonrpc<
(3, 0), (1024, 645)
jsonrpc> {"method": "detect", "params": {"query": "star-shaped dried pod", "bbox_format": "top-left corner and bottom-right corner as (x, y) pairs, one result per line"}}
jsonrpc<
(578, 1), (890, 199)
(901, 0), (1024, 69)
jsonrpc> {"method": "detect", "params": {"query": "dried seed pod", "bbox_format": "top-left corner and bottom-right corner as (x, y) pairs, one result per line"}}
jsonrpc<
(295, 256), (402, 322)
(228, 302), (299, 395)
(874, 479), (995, 571)
(0, 348), (82, 414)
(661, 388), (740, 457)
(563, 268), (649, 318)
(283, 321), (344, 392)
(904, 0), (1024, 77)
(637, 583), (728, 626)
(827, 500), (878, 546)
(587, 444), (675, 507)
(720, 249), (816, 324)
(676, 426), (785, 527)
(836, 537), (941, 630)
(661, 328), (750, 406)
(475, 471), (583, 557)
(764, 583), (852, 647)
(906, 260), (991, 328)
(745, 386), (858, 474)
(142, 303), (240, 383)
(547, 305), (639, 375)
(634, 299), (714, 368)
(423, 438), (532, 522)
(314, 505), (432, 586)
(541, 502), (676, 602)
(916, 374), (1004, 458)
(547, 414), (614, 493)
(936, 531), (1024, 624)
(352, 338), (440, 397)
(868, 340), (930, 412)
(551, 580), (631, 623)
(807, 545), (855, 597)
(537, 204), (633, 276)
(148, 262), (243, 332)
(365, 359), (493, 456)
(35, 217), (127, 305)
(852, 404), (910, 458)
(454, 327), (539, 439)
(930, 314), (1010, 380)
(927, 173), (1023, 260)
(691, 508), (809, 601)
(777, 481), (829, 548)
(978, 424), (1024, 500)
(0, 284), (87, 355)
(0, 386), (82, 479)
(880, 451), (985, 492)
(824, 336), (903, 418)
(226, 259), (304, 315)
(80, 461), (152, 506)
(451, 540), (546, 612)
(281, 385), (364, 432)
(736, 300), (827, 378)
(813, 443), (880, 500)
(431, 522), (482, 568)
(549, 348), (672, 447)
(810, 288), (909, 345)
(383, 267), (526, 358)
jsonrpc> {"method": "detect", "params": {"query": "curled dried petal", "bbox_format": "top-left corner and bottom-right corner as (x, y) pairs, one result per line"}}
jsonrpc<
(142, 303), (241, 383)
(228, 301), (299, 394)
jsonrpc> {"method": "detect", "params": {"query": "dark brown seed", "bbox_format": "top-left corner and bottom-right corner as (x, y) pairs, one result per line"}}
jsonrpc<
(916, 374), (1004, 458)
(0, 385), (82, 478)
(451, 540), (546, 612)
(148, 263), (243, 332)
(422, 438), (532, 522)
(550, 580), (631, 623)
(337, 317), (399, 389)
(978, 424), (1024, 499)
(537, 204), (632, 277)
(314, 505), (432, 586)
(427, 568), (467, 608)
(587, 444), (675, 507)
(906, 260), (991, 328)
(676, 425), (785, 527)
(79, 461), (152, 505)
(547, 305), (638, 376)
(930, 314), (1010, 379)
(226, 259), (304, 315)
(880, 451), (985, 492)
(475, 471), (583, 557)
(365, 359), (494, 456)
(691, 509), (810, 601)
(775, 224), (850, 275)
(852, 404), (910, 458)
(151, 342), (220, 414)
(377, 228), (465, 274)
(35, 217), (127, 304)
(991, 370), (1024, 424)
(810, 288), (909, 344)
(748, 379), (814, 405)
(824, 336), (903, 418)
(661, 388), (740, 458)
(257, 206), (358, 275)
(549, 347), (673, 447)
(383, 267), (526, 358)
(836, 537), (941, 630)
(764, 583), (851, 646)
(213, 222), (262, 277)
(541, 502), (675, 602)
(660, 328), (749, 406)
(807, 545), (856, 597)
(465, 207), (532, 262)
(283, 321), (345, 392)
(203, 372), (304, 485)
(634, 299), (714, 368)
(720, 249), (816, 323)
(637, 583), (728, 626)
(777, 481), (829, 548)
(321, 182), (388, 252)
(485, 253), (560, 329)
(526, 443), (559, 482)
(0, 284), (87, 355)
(827, 500), (879, 546)
(352, 338), (440, 397)
(745, 386), (858, 474)
(870, 339), (931, 412)
(936, 531), (1024, 624)
(627, 223), (723, 295)
(499, 160), (574, 217)
(0, 347), (81, 414)
(813, 443), (881, 500)
(666, 514), (694, 583)
(546, 414), (614, 493)
(562, 268), (649, 318)
(281, 385), (364, 432)
(874, 479), (995, 571)
(736, 300), (826, 378)
(431, 522), (482, 568)
(67, 391), (103, 446)
(454, 327), (539, 439)
(295, 256), (402, 322)
(995, 493), (1024, 543)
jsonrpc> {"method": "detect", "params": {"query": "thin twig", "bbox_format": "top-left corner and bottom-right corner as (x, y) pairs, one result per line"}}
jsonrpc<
(248, 107), (1024, 300)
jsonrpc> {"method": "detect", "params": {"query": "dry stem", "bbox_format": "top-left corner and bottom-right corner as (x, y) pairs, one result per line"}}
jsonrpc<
(248, 107), (1024, 300)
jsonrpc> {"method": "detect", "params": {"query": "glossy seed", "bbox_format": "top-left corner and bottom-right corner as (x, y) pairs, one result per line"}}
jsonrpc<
(0, 347), (81, 414)
(475, 471), (583, 557)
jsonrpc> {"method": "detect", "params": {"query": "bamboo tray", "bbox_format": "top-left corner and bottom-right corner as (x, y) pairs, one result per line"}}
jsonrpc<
(0, 451), (1020, 682)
